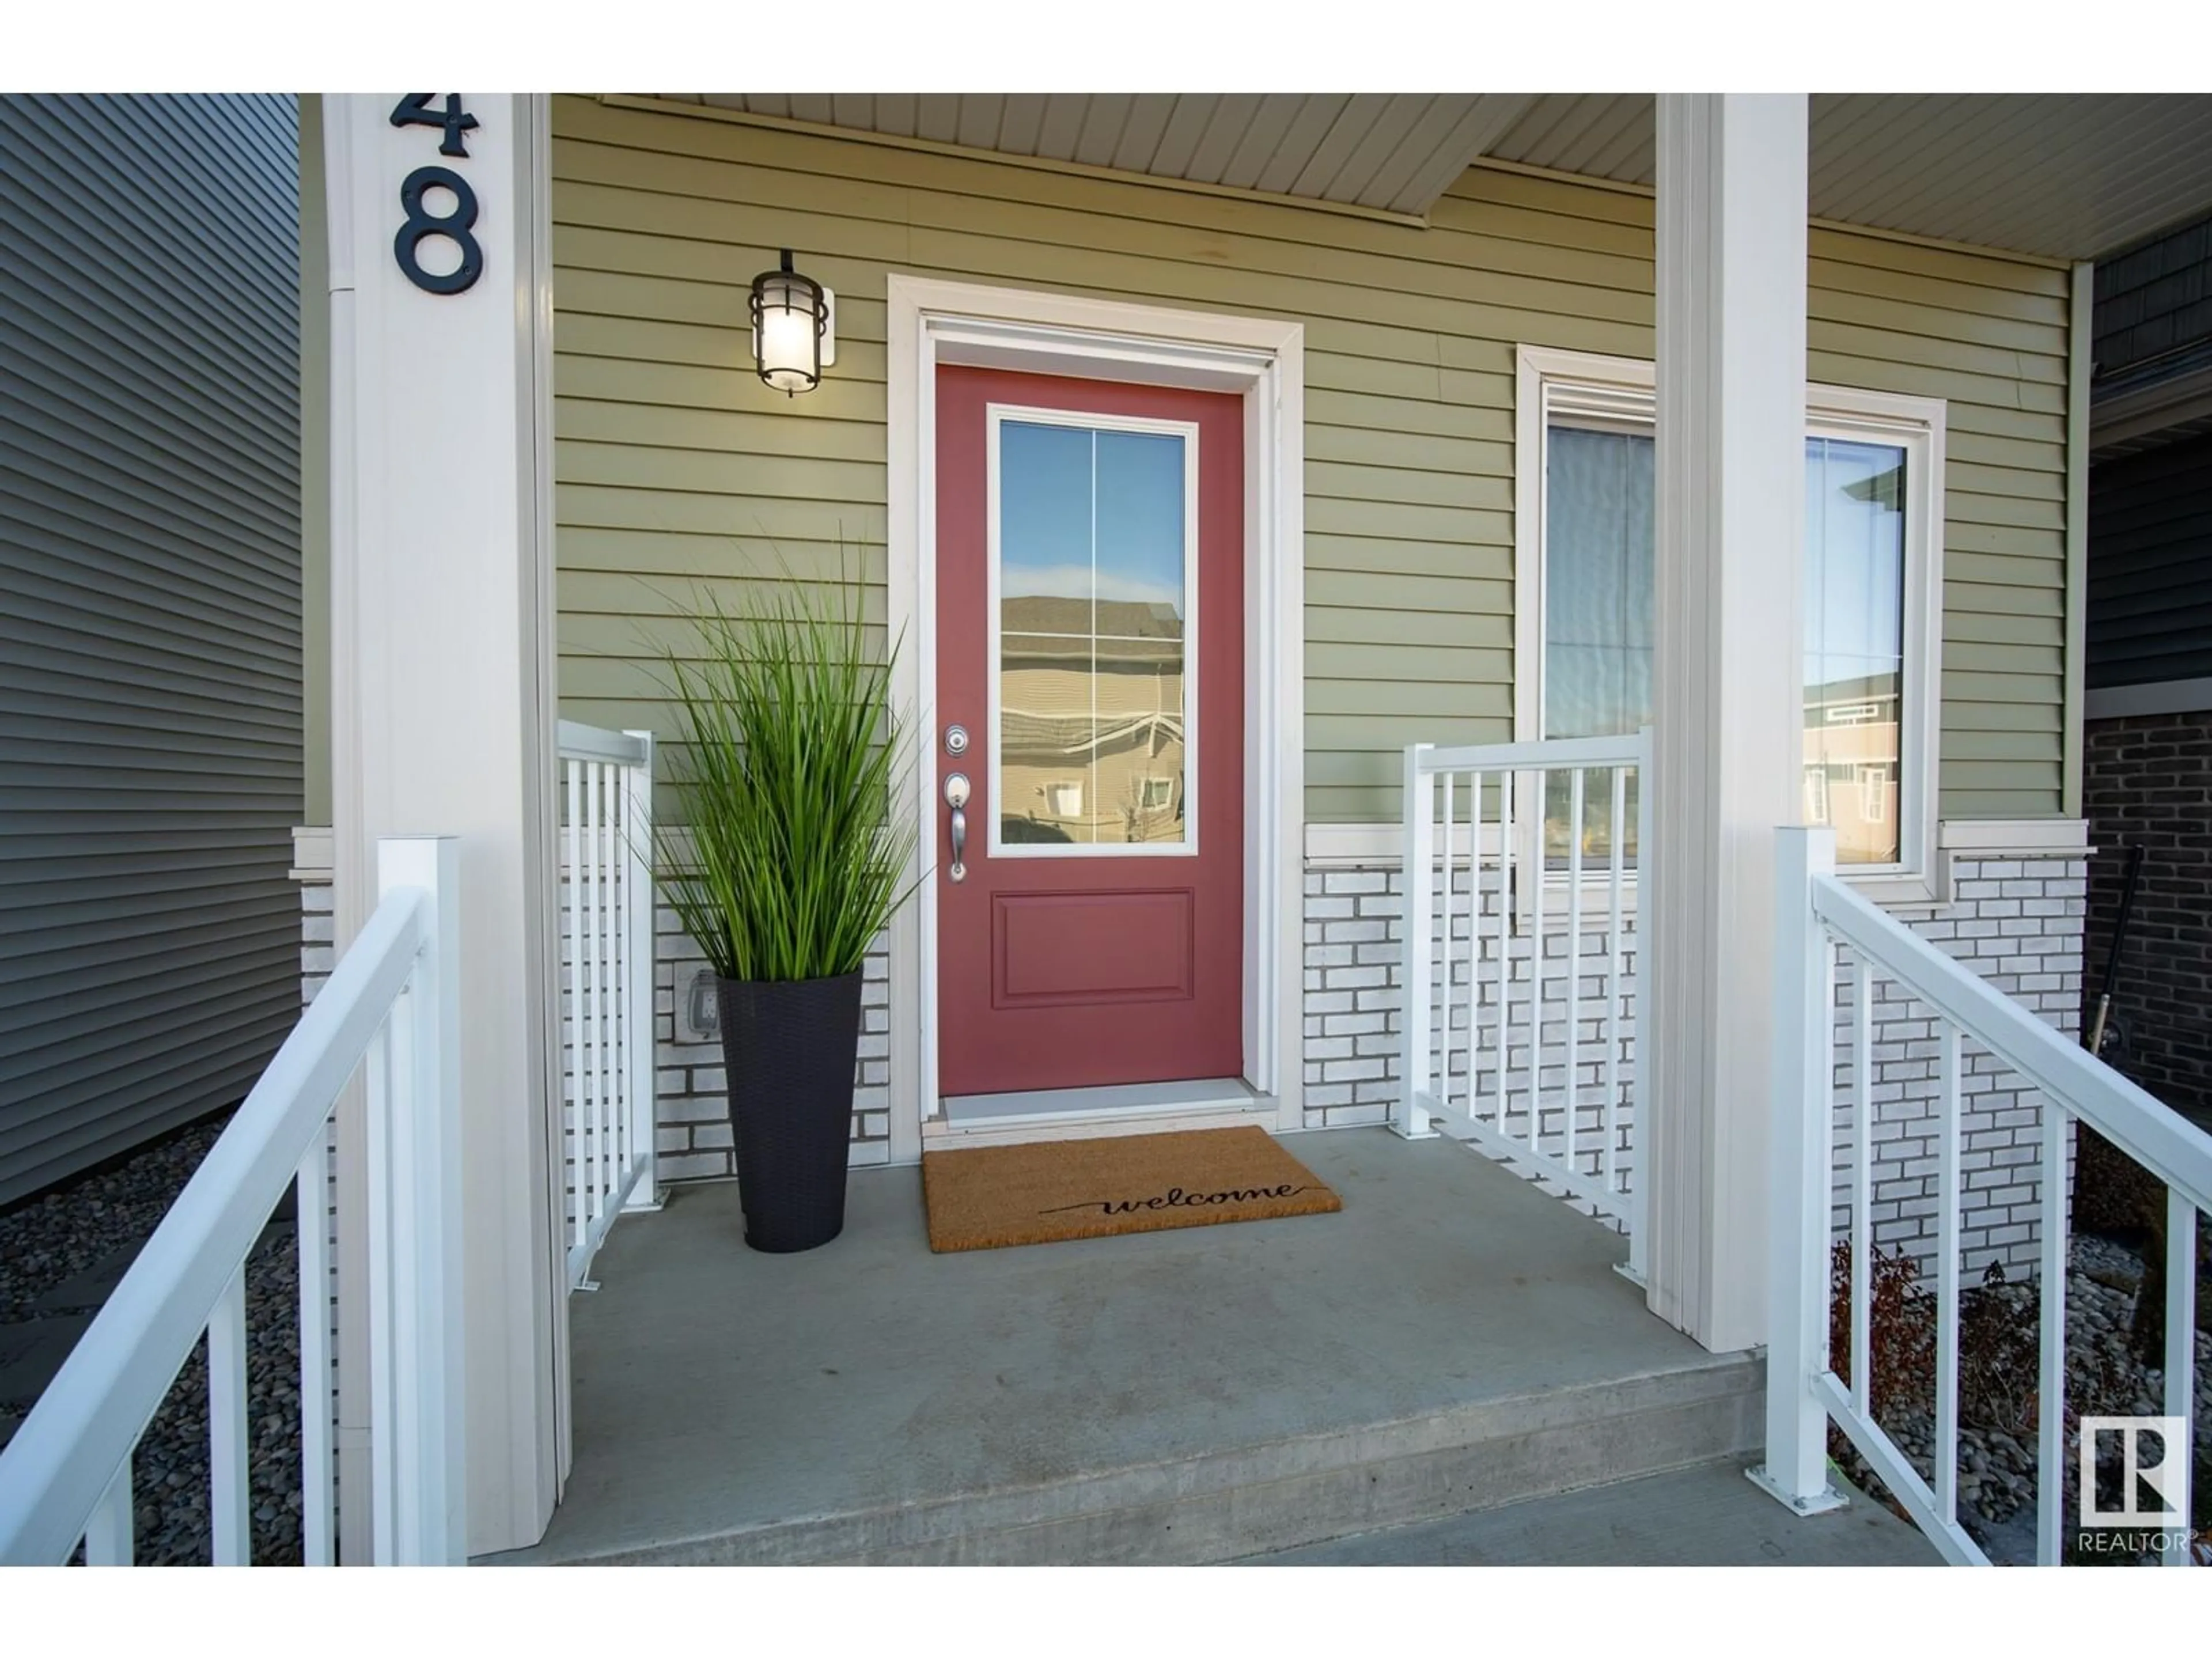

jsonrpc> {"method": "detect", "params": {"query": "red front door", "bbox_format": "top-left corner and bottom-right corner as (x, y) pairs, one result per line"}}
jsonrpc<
(935, 367), (1244, 1097)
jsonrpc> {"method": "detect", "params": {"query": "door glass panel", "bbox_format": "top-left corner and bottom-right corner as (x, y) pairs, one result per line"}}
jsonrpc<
(995, 416), (1191, 851)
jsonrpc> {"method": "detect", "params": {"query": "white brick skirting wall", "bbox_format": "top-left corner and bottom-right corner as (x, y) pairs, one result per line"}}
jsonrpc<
(1304, 860), (1642, 1220)
(650, 910), (892, 1181)
(1296, 851), (2085, 1278)
(1826, 855), (2085, 1279)
(291, 828), (334, 1009)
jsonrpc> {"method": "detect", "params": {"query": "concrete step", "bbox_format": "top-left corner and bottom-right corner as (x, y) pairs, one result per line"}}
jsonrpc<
(1243, 1456), (1941, 1566)
(539, 1353), (1764, 1566)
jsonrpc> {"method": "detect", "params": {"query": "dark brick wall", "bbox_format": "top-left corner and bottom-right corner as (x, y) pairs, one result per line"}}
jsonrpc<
(2082, 711), (2212, 1119)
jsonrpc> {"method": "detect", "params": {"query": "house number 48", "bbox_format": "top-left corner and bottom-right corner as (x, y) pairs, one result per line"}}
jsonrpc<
(389, 94), (483, 296)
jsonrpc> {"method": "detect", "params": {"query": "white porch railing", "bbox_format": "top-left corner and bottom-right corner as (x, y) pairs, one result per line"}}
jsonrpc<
(556, 722), (658, 1290)
(1758, 825), (2211, 1566)
(0, 838), (465, 1566)
(1397, 731), (1650, 1274)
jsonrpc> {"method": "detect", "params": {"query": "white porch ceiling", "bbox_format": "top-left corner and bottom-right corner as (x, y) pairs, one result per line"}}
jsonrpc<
(1491, 94), (2212, 263)
(666, 93), (2212, 262)
(676, 94), (1525, 216)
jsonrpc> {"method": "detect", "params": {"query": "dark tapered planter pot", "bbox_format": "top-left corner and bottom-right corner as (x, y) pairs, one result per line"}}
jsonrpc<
(716, 970), (863, 1253)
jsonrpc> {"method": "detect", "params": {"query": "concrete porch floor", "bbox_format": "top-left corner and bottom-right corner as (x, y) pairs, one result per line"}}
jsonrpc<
(489, 1128), (1889, 1565)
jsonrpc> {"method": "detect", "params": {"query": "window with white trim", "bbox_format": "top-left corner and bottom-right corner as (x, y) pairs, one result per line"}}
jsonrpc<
(1515, 347), (1945, 886)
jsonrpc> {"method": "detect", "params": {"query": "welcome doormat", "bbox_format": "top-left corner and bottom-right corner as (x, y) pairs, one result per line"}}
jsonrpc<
(921, 1126), (1341, 1253)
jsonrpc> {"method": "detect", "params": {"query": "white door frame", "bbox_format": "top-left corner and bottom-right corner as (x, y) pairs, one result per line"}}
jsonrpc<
(884, 275), (1305, 1160)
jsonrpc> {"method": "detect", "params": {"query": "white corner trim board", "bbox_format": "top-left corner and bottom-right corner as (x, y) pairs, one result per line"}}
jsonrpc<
(883, 275), (1306, 1161)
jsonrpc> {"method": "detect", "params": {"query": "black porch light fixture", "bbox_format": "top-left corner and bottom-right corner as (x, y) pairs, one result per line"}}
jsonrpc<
(749, 248), (835, 396)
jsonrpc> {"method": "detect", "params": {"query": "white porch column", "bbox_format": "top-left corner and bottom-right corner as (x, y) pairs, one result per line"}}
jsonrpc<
(326, 94), (564, 1557)
(1644, 95), (1809, 1354)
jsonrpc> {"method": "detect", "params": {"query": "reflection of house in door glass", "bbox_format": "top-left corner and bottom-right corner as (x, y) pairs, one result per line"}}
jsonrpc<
(997, 418), (1190, 847)
(999, 602), (1187, 844)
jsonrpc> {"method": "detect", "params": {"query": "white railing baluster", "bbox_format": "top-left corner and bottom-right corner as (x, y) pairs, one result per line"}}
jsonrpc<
(1396, 745), (1435, 1139)
(1440, 766), (1457, 1115)
(2162, 1190), (2197, 1566)
(1527, 770), (1545, 1159)
(1463, 771), (1483, 1135)
(296, 1132), (335, 1566)
(1629, 728), (1652, 1282)
(597, 762), (616, 1221)
(621, 730), (659, 1215)
(82, 1457), (131, 1567)
(2035, 1099), (2068, 1566)
(1851, 957), (1873, 1416)
(365, 1009), (398, 1565)
(566, 755), (585, 1256)
(1565, 768), (1584, 1182)
(603, 764), (622, 1199)
(583, 761), (603, 1237)
(208, 1266), (251, 1565)
(1494, 768), (1513, 1136)
(1604, 766), (1624, 1203)
(1933, 1022), (1961, 1528)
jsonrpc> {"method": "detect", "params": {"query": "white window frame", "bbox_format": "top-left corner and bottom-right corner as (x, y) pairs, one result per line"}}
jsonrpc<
(1514, 344), (1945, 901)
(986, 402), (1202, 859)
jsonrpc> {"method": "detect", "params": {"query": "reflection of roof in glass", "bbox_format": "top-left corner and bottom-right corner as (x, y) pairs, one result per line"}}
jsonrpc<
(1001, 635), (1183, 668)
(1805, 674), (1900, 704)
(1001, 711), (1184, 755)
(1001, 596), (1183, 639)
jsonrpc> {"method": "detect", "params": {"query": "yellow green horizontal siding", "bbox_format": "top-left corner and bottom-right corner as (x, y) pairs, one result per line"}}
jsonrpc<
(551, 94), (2074, 824)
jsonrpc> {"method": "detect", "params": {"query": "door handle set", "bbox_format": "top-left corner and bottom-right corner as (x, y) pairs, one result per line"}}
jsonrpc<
(944, 771), (970, 883)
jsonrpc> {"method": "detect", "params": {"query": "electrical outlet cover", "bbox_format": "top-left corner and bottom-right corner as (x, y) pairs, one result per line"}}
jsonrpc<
(677, 966), (721, 1045)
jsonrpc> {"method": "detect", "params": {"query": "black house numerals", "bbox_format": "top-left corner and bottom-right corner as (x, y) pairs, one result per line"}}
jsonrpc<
(389, 93), (479, 157)
(389, 95), (484, 296)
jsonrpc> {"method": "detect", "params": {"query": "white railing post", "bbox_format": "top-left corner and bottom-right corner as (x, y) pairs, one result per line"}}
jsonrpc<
(1397, 744), (1435, 1139)
(372, 836), (466, 1565)
(622, 733), (660, 1213)
(1751, 825), (1846, 1516)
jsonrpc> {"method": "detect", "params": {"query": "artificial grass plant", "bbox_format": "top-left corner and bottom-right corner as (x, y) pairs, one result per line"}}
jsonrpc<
(655, 576), (918, 983)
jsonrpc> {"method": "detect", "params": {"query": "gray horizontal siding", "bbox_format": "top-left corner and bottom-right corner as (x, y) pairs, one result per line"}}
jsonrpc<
(2094, 210), (2212, 382)
(0, 94), (302, 1205)
(2086, 431), (2212, 689)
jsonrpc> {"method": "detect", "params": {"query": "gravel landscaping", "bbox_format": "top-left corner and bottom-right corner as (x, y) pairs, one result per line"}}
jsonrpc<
(1831, 1230), (2212, 1566)
(0, 1112), (308, 1566)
